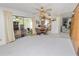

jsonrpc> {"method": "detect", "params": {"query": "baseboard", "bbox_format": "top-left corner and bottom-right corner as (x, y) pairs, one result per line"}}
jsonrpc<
(0, 40), (6, 46)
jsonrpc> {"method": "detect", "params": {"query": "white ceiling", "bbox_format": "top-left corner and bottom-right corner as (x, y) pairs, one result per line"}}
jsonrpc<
(0, 3), (77, 17)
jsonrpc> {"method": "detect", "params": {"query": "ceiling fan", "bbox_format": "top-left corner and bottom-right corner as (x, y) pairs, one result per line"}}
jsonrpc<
(30, 6), (52, 16)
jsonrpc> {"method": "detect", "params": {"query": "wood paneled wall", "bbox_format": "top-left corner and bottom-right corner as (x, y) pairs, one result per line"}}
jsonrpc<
(70, 4), (79, 54)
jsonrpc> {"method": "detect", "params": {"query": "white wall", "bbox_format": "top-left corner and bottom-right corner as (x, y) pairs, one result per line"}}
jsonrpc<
(12, 9), (28, 17)
(51, 16), (62, 33)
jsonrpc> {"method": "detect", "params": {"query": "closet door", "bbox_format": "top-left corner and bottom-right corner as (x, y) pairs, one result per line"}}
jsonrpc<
(4, 10), (15, 43)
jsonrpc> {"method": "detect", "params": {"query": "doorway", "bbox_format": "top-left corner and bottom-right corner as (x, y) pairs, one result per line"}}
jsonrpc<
(61, 17), (71, 33)
(12, 16), (32, 39)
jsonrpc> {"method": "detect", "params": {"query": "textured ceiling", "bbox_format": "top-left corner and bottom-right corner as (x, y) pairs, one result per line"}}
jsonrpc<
(0, 3), (77, 17)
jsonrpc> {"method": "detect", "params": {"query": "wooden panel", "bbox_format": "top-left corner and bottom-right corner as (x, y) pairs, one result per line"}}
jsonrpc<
(70, 4), (79, 54)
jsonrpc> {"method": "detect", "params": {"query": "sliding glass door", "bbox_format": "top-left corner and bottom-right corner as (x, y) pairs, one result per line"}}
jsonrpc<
(12, 16), (32, 39)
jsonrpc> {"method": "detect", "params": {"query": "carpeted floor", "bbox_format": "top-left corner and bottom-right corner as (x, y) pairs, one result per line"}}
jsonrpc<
(0, 33), (76, 56)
